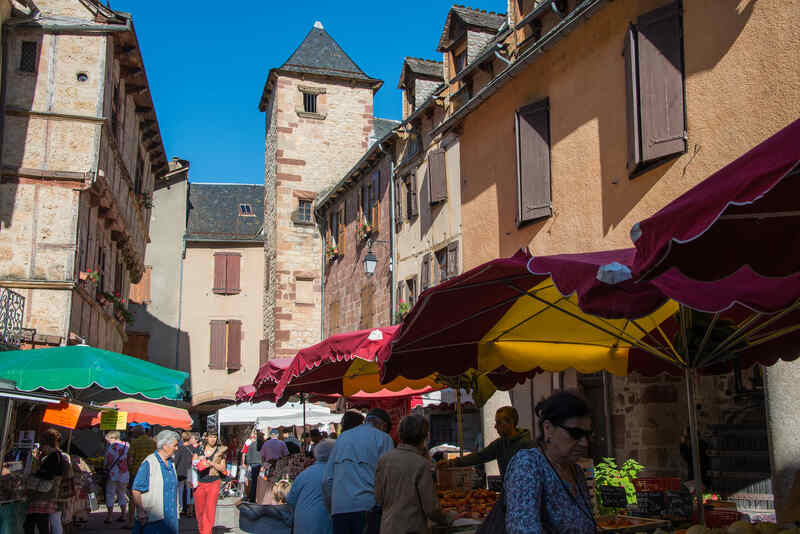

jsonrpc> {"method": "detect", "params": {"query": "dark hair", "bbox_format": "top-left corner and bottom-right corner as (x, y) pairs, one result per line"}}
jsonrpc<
(398, 415), (429, 446)
(496, 406), (519, 426)
(534, 390), (590, 442)
(42, 428), (62, 448)
(309, 429), (321, 439)
(366, 408), (392, 433)
(341, 411), (365, 432)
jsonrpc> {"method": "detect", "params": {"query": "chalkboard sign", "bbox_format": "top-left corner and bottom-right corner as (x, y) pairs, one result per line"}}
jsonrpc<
(665, 488), (693, 519)
(599, 485), (628, 509)
(636, 491), (665, 517)
(487, 476), (503, 493)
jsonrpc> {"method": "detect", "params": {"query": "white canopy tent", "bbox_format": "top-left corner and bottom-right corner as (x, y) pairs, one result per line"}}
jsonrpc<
(217, 400), (340, 430)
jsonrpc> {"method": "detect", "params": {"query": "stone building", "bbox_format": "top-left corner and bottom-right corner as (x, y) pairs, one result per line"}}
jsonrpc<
(0, 0), (169, 352)
(178, 183), (266, 412)
(315, 119), (397, 336)
(416, 0), (799, 517)
(258, 22), (386, 359)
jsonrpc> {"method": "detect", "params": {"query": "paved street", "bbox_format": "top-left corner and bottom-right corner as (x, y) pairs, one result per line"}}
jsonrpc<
(80, 507), (202, 534)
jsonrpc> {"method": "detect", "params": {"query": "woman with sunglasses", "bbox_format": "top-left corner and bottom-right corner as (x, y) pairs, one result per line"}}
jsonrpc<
(505, 390), (596, 534)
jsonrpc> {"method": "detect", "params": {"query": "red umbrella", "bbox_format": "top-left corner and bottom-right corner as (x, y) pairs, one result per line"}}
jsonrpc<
(248, 357), (294, 402)
(80, 398), (192, 429)
(630, 118), (800, 281)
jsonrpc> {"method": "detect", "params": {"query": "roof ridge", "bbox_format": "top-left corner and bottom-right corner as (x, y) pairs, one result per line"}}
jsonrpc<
(406, 56), (444, 64)
(453, 4), (507, 17)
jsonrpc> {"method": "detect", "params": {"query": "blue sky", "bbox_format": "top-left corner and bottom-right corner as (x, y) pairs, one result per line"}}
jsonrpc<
(112, 0), (504, 184)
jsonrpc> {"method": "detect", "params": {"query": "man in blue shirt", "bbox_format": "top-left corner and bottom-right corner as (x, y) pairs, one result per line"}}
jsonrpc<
(323, 409), (393, 534)
(131, 430), (180, 534)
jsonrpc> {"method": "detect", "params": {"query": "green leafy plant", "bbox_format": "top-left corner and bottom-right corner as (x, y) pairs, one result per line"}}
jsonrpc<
(394, 301), (411, 323)
(594, 457), (645, 513)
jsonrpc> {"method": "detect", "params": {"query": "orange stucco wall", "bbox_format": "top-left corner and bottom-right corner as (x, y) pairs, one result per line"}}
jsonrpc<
(459, 0), (800, 269)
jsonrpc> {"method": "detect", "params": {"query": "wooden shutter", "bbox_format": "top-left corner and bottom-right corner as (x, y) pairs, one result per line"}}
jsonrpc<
(359, 286), (374, 330)
(209, 320), (226, 369)
(337, 203), (346, 254)
(394, 179), (403, 231)
(226, 254), (241, 294)
(259, 339), (268, 366)
(409, 174), (419, 218)
(328, 300), (340, 336)
(435, 249), (447, 284)
(410, 275), (418, 305)
(227, 320), (242, 370)
(515, 99), (552, 224)
(421, 254), (431, 290)
(428, 149), (447, 203)
(447, 241), (459, 279)
(636, 3), (685, 164)
(213, 253), (227, 294)
(370, 171), (380, 234)
(624, 24), (642, 170)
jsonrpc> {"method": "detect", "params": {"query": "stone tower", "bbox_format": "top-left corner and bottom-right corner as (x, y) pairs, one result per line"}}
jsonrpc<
(258, 22), (383, 359)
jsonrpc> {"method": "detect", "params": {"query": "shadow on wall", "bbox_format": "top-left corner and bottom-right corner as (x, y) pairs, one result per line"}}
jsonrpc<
(456, 0), (756, 258)
(419, 166), (446, 239)
(127, 301), (191, 379)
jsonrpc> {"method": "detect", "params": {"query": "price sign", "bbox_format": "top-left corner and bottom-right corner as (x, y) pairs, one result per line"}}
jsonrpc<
(599, 485), (628, 509)
(665, 488), (693, 519)
(100, 410), (128, 430)
(636, 491), (665, 517)
(42, 403), (83, 429)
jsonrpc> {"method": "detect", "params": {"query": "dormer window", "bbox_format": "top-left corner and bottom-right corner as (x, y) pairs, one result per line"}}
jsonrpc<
(454, 51), (467, 74)
(239, 204), (253, 216)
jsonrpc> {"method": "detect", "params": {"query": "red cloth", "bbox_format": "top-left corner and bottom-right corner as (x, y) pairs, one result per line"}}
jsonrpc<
(630, 118), (800, 281)
(194, 479), (221, 534)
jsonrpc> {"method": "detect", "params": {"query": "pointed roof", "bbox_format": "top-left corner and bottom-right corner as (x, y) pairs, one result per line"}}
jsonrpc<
(259, 23), (383, 111)
(438, 5), (506, 51)
(281, 25), (372, 81)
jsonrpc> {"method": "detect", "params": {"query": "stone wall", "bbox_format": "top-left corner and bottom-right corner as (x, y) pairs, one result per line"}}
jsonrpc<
(263, 73), (375, 357)
(321, 155), (392, 335)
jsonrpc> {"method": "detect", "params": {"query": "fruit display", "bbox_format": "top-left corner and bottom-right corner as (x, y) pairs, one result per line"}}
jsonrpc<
(437, 488), (498, 519)
(595, 515), (670, 532)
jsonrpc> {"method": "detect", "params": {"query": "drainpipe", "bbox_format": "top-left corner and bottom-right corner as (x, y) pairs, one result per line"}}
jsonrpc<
(494, 43), (511, 66)
(378, 141), (396, 323)
(317, 210), (325, 339)
(0, 25), (9, 175)
(550, 0), (566, 18)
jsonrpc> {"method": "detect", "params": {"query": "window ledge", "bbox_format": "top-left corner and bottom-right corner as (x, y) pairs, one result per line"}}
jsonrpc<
(298, 85), (327, 95)
(296, 110), (327, 120)
(293, 220), (316, 227)
(296, 301), (315, 307)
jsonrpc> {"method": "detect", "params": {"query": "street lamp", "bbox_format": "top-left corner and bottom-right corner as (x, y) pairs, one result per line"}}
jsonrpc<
(363, 249), (378, 276)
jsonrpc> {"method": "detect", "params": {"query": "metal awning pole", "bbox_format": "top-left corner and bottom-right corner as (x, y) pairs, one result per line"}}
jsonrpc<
(456, 380), (463, 456)
(685, 367), (705, 525)
(302, 394), (306, 430)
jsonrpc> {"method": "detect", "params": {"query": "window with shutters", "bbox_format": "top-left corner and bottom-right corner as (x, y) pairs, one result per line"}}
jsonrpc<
(405, 174), (418, 220)
(359, 286), (374, 330)
(394, 179), (403, 232)
(113, 260), (124, 296)
(446, 241), (459, 279)
(515, 98), (552, 225)
(406, 276), (418, 306)
(435, 248), (448, 285)
(453, 50), (467, 74)
(123, 332), (149, 361)
(209, 320), (242, 371)
(19, 41), (37, 73)
(421, 254), (431, 290)
(624, 2), (686, 175)
(212, 252), (241, 295)
(135, 153), (144, 196)
(427, 149), (447, 204)
(359, 172), (381, 234)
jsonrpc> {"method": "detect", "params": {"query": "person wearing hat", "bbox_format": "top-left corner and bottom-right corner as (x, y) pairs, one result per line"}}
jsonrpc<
(322, 408), (393, 534)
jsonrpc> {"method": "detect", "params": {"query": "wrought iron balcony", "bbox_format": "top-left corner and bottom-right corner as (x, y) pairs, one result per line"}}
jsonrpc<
(0, 287), (25, 348)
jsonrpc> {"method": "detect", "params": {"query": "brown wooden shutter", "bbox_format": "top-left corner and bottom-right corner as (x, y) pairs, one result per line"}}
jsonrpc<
(213, 253), (227, 294)
(371, 171), (381, 234)
(636, 3), (685, 164)
(515, 99), (552, 224)
(447, 241), (459, 279)
(624, 24), (642, 171)
(410, 174), (419, 218)
(428, 149), (447, 204)
(337, 203), (346, 254)
(259, 339), (268, 366)
(421, 254), (431, 290)
(394, 179), (403, 231)
(209, 320), (226, 369)
(226, 254), (241, 294)
(227, 320), (242, 370)
(359, 285), (374, 330)
(410, 275), (418, 305)
(328, 300), (340, 336)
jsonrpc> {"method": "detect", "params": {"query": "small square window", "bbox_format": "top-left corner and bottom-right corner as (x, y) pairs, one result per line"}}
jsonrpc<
(303, 93), (317, 113)
(298, 199), (312, 222)
(239, 204), (253, 216)
(19, 41), (37, 73)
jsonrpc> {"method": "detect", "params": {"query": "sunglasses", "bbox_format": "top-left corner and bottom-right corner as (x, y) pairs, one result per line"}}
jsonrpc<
(557, 424), (592, 441)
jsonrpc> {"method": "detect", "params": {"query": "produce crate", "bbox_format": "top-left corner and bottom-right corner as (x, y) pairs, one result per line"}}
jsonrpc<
(703, 508), (742, 528)
(437, 467), (475, 491)
(633, 478), (680, 492)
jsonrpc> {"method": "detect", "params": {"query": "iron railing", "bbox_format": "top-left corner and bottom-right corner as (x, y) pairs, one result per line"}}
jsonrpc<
(0, 287), (25, 348)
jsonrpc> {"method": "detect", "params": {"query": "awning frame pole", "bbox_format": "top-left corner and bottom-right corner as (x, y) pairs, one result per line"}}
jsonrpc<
(685, 367), (704, 525)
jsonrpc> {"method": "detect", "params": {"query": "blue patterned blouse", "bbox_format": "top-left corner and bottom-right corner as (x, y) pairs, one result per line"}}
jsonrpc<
(505, 448), (596, 534)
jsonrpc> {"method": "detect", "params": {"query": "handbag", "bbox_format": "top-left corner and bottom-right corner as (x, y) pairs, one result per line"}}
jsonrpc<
(476, 495), (506, 534)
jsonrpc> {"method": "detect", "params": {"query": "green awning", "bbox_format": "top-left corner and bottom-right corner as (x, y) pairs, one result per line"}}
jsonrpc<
(0, 345), (188, 401)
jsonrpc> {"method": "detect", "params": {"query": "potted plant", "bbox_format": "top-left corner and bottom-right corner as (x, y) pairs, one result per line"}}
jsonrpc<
(326, 244), (340, 262)
(394, 301), (411, 323)
(79, 269), (100, 283)
(594, 457), (644, 514)
(357, 220), (373, 241)
(138, 193), (153, 209)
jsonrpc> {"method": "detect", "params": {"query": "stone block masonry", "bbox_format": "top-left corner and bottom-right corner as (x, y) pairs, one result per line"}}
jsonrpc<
(263, 73), (376, 358)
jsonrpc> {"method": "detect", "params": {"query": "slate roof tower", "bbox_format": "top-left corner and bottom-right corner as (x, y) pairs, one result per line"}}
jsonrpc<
(258, 22), (384, 360)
